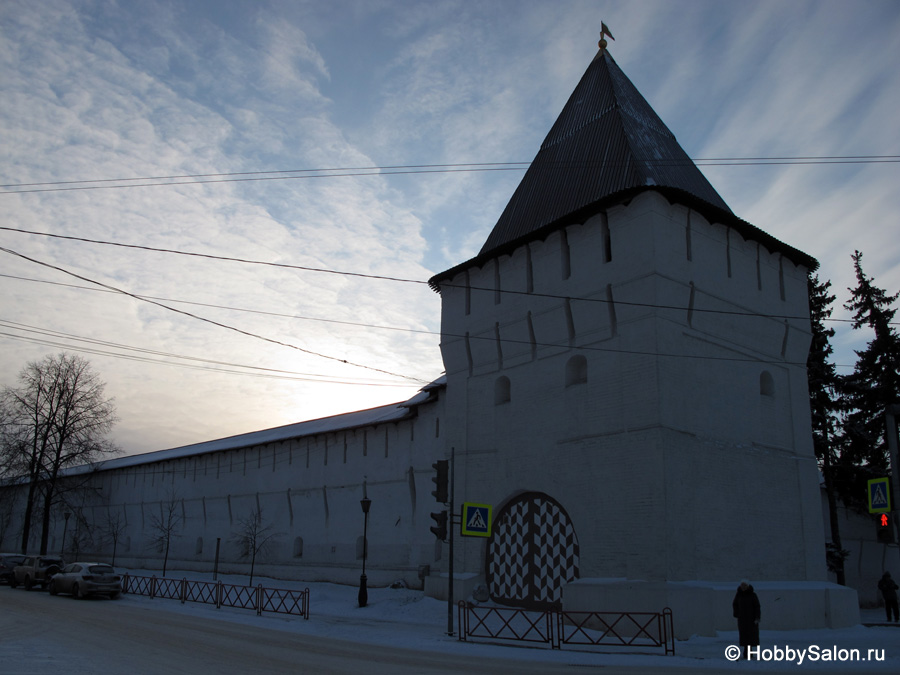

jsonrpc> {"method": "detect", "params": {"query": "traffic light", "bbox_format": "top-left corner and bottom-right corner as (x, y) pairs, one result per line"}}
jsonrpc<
(430, 510), (448, 541)
(431, 459), (449, 503)
(877, 513), (894, 543)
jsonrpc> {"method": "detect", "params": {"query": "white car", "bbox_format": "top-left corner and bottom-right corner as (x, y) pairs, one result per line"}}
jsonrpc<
(48, 562), (122, 599)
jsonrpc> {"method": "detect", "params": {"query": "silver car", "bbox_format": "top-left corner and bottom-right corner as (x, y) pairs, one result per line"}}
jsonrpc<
(48, 562), (122, 599)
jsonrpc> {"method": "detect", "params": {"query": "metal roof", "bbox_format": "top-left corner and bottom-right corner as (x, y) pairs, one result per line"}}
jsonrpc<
(479, 49), (733, 256)
(49, 377), (447, 477)
(429, 48), (816, 290)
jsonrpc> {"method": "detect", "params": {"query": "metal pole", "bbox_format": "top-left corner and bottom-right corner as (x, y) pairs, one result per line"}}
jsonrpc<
(359, 479), (371, 608)
(447, 446), (455, 636)
(213, 537), (221, 580)
(359, 509), (369, 607)
(886, 405), (900, 566)
(61, 512), (71, 558)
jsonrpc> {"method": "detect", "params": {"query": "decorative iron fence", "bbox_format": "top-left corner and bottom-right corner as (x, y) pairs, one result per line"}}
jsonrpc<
(558, 609), (674, 655)
(121, 574), (309, 620)
(458, 604), (554, 647)
(458, 603), (674, 655)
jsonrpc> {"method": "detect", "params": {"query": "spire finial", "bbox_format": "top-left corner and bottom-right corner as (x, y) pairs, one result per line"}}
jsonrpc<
(599, 21), (615, 50)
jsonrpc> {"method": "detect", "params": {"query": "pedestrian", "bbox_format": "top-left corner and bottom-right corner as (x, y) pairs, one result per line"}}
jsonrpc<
(877, 571), (899, 622)
(732, 579), (761, 659)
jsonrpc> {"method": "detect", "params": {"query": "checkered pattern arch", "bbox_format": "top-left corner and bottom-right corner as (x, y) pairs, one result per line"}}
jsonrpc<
(486, 492), (580, 609)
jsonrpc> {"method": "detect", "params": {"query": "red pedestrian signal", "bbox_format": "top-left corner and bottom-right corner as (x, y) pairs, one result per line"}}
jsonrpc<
(877, 513), (894, 543)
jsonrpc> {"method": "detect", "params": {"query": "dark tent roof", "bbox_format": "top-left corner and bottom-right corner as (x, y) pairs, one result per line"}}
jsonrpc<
(430, 48), (816, 290)
(480, 48), (733, 255)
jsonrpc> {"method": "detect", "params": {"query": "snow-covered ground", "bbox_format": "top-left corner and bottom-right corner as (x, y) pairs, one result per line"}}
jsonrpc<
(117, 568), (900, 672)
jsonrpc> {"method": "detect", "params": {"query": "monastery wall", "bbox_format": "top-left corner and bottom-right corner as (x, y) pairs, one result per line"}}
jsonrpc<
(2, 394), (449, 588)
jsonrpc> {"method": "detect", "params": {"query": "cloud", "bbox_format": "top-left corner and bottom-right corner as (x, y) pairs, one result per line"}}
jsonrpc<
(1, 0), (898, 454)
(0, 1), (443, 454)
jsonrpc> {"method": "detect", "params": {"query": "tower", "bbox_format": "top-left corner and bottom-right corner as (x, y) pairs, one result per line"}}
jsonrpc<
(429, 39), (858, 636)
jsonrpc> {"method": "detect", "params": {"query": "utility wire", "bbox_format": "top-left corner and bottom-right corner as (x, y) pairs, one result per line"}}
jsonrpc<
(0, 226), (424, 286)
(3, 226), (891, 325)
(0, 277), (856, 370)
(0, 162), (528, 188)
(1, 156), (897, 194)
(0, 166), (525, 194)
(0, 246), (429, 385)
(0, 273), (435, 335)
(0, 332), (416, 385)
(0, 320), (414, 386)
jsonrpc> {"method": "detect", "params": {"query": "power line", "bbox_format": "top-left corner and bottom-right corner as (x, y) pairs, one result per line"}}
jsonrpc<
(1, 156), (897, 194)
(0, 165), (526, 195)
(0, 226), (426, 286)
(0, 273), (857, 371)
(4, 226), (891, 326)
(0, 320), (416, 387)
(0, 162), (527, 188)
(0, 245), (429, 385)
(0, 272), (436, 335)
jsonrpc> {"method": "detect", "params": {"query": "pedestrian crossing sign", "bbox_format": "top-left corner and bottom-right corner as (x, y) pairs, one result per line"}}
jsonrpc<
(461, 503), (492, 537)
(868, 477), (891, 514)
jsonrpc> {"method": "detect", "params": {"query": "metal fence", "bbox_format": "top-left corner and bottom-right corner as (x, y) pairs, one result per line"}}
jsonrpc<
(121, 574), (309, 619)
(458, 603), (674, 655)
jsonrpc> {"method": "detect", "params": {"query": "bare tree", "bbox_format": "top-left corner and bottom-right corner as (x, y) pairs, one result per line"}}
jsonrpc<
(0, 489), (16, 550)
(0, 353), (118, 554)
(101, 509), (128, 566)
(148, 493), (182, 577)
(65, 510), (97, 560)
(231, 506), (280, 586)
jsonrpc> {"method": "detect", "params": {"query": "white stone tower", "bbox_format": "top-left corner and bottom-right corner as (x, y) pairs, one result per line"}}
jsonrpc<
(428, 41), (858, 637)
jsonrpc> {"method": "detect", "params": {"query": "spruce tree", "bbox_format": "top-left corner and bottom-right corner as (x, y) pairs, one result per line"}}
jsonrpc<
(840, 251), (900, 479)
(807, 274), (847, 582)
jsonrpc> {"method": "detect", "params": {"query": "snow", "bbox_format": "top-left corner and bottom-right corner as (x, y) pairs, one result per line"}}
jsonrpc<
(106, 568), (900, 671)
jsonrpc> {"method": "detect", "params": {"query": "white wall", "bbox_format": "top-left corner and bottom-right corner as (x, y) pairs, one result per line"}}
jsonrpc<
(438, 190), (824, 587)
(3, 394), (451, 589)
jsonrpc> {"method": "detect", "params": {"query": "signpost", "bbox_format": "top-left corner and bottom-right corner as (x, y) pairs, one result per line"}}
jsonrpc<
(461, 503), (492, 537)
(868, 477), (891, 514)
(886, 405), (900, 564)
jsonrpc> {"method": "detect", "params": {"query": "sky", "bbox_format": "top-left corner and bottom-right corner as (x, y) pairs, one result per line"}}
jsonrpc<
(1, 0), (898, 457)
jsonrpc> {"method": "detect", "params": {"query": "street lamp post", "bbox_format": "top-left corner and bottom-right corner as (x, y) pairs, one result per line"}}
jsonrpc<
(358, 479), (372, 608)
(61, 512), (71, 558)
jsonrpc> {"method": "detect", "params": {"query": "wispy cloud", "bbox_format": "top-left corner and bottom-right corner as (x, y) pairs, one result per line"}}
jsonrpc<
(1, 0), (898, 454)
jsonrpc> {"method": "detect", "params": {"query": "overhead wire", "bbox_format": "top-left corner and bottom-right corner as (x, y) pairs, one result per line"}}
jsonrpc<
(0, 271), (858, 370)
(0, 320), (416, 387)
(0, 246), (429, 385)
(1, 225), (891, 325)
(0, 156), (897, 194)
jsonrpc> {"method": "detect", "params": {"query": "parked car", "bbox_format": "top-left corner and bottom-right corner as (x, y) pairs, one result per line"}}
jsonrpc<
(0, 553), (26, 585)
(48, 562), (122, 599)
(11, 556), (63, 590)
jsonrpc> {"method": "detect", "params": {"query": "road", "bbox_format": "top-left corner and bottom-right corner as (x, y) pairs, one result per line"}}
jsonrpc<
(1, 587), (708, 675)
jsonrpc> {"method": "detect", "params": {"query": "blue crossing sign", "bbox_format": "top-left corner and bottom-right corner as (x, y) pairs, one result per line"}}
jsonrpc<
(461, 503), (492, 537)
(868, 477), (891, 514)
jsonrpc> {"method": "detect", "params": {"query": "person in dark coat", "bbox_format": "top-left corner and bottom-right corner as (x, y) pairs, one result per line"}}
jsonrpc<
(732, 580), (761, 659)
(877, 571), (899, 622)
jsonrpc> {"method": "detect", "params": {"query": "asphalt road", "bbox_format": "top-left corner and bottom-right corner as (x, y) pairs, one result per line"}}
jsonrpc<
(3, 587), (696, 675)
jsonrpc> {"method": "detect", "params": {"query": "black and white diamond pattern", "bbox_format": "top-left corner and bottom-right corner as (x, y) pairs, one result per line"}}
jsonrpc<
(533, 498), (579, 603)
(486, 492), (579, 609)
(487, 499), (530, 603)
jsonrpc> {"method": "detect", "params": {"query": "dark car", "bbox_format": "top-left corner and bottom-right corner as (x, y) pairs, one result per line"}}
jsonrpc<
(0, 553), (26, 585)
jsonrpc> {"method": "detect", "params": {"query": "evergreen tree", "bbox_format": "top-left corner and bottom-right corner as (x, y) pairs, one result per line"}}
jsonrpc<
(840, 251), (900, 478)
(807, 274), (847, 583)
